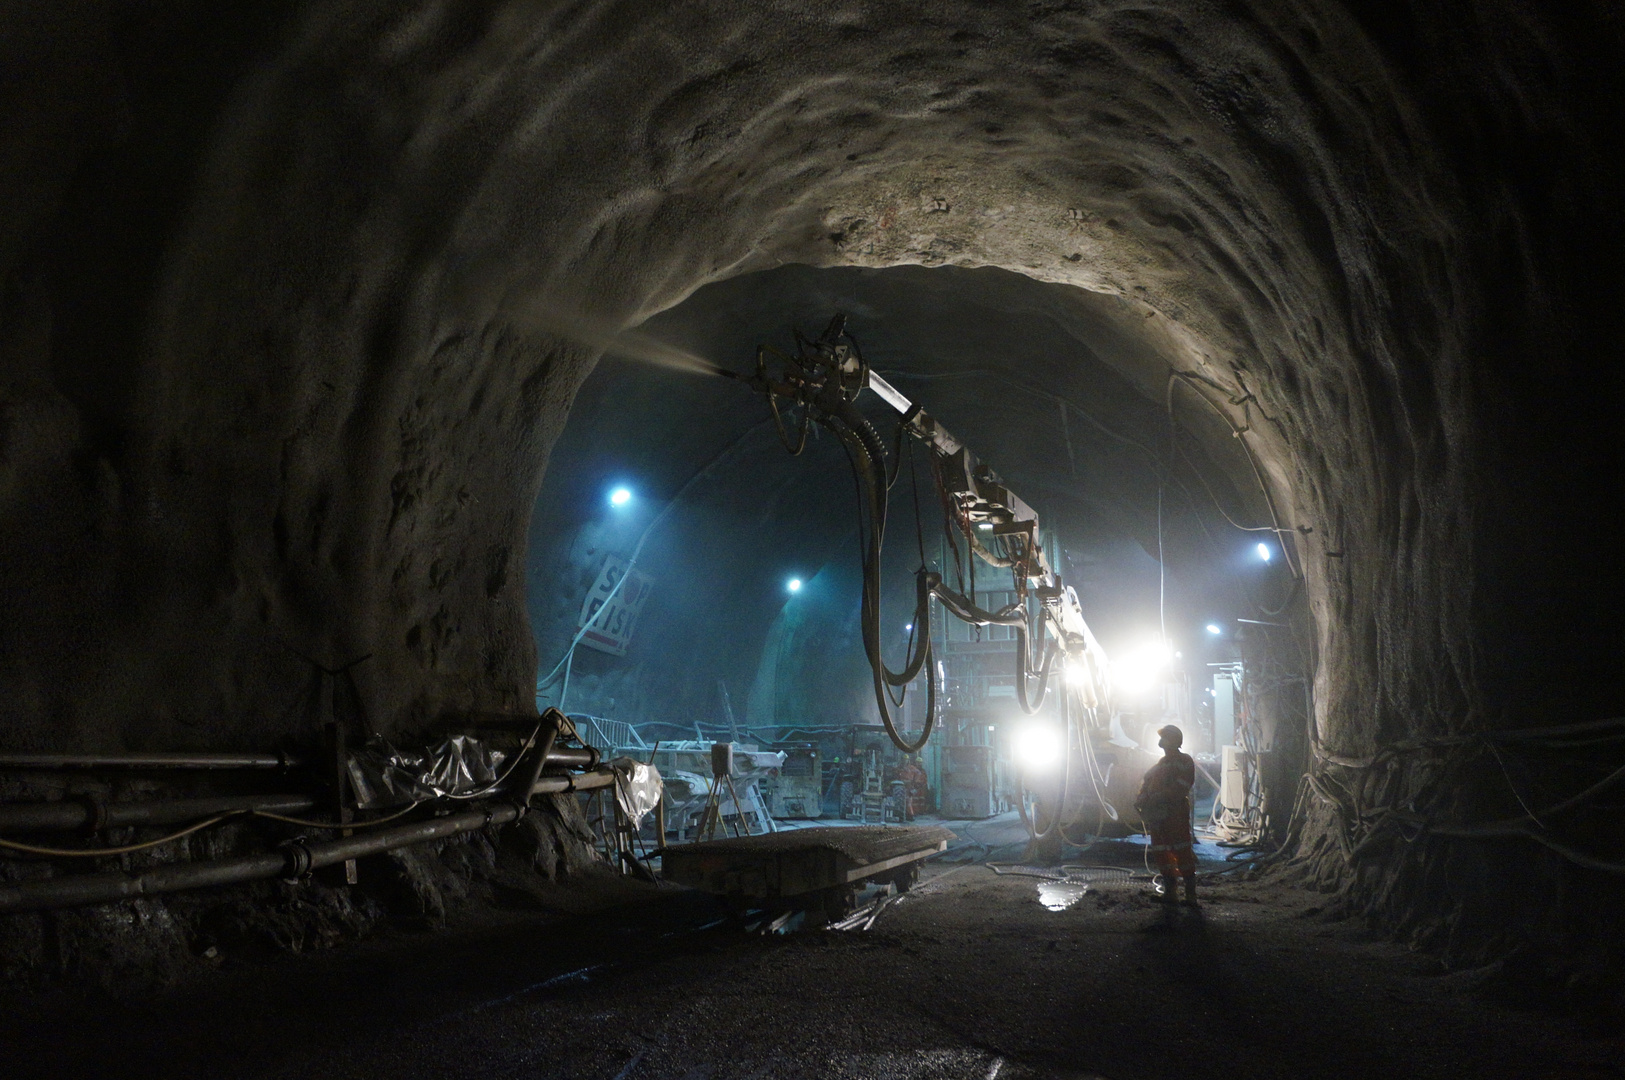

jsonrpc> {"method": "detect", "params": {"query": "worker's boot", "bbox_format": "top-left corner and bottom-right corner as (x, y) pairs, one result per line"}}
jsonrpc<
(1156, 877), (1178, 903)
(1183, 875), (1199, 906)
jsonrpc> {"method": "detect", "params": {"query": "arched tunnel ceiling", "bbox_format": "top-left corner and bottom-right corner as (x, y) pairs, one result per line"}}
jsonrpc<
(525, 263), (1276, 729)
(0, 0), (1620, 765)
(146, 0), (1464, 756)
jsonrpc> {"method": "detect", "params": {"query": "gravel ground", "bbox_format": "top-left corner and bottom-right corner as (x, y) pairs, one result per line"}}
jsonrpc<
(4, 825), (1621, 1080)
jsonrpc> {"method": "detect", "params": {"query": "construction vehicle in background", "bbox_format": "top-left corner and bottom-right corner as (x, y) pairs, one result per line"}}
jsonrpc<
(731, 315), (1123, 846)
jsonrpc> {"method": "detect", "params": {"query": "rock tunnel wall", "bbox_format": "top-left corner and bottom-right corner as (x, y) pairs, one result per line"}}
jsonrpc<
(2, 0), (1622, 969)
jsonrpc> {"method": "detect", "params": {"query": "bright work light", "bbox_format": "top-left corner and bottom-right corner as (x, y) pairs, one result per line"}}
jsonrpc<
(1114, 637), (1173, 694)
(1206, 623), (1222, 635)
(786, 577), (803, 593)
(608, 486), (633, 507)
(1013, 724), (1063, 770)
(1255, 542), (1271, 562)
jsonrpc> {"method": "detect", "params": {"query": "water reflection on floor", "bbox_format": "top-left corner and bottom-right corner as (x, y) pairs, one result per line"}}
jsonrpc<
(1036, 880), (1089, 911)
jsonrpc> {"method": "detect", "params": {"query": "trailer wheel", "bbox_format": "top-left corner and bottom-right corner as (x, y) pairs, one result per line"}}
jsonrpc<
(887, 863), (919, 893)
(808, 884), (857, 924)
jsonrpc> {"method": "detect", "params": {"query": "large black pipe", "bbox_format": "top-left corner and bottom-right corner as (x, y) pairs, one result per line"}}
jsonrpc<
(0, 769), (617, 914)
(0, 746), (599, 836)
(0, 851), (293, 913)
(0, 746), (596, 773)
(0, 793), (319, 833)
(0, 752), (301, 770)
(544, 745), (597, 771)
(516, 709), (566, 809)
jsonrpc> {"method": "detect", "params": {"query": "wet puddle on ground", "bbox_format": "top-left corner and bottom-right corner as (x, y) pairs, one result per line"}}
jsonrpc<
(1036, 880), (1089, 910)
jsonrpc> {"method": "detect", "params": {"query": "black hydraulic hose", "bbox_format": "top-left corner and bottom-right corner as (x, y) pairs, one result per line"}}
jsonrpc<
(925, 561), (1064, 732)
(821, 390), (938, 753)
(1013, 622), (1058, 716)
(0, 769), (618, 914)
(1022, 687), (1073, 846)
(966, 532), (1017, 569)
(883, 569), (938, 687)
(774, 355), (1058, 753)
(929, 582), (1026, 627)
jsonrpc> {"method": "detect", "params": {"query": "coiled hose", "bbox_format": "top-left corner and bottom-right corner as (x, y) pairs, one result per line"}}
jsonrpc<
(827, 391), (938, 753)
(807, 359), (1060, 753)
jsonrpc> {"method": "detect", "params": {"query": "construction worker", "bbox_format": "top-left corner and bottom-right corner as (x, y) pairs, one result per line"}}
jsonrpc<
(1136, 724), (1198, 904)
(897, 755), (929, 818)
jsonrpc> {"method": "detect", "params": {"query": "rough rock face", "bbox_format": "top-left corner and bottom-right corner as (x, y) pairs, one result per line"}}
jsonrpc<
(1, 0), (1622, 974)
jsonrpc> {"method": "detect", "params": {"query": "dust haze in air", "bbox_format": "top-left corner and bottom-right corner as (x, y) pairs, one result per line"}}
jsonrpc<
(512, 303), (730, 378)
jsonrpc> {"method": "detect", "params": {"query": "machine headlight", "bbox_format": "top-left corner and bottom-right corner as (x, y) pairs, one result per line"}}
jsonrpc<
(1013, 724), (1063, 771)
(1113, 638), (1173, 694)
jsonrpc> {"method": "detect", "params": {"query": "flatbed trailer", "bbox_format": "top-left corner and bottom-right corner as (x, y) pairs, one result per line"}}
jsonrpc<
(660, 824), (954, 921)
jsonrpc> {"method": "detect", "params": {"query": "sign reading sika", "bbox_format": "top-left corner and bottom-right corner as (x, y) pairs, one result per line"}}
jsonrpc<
(577, 554), (654, 656)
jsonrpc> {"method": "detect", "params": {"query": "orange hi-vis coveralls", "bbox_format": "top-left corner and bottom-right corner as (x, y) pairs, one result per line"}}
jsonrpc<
(1136, 750), (1196, 883)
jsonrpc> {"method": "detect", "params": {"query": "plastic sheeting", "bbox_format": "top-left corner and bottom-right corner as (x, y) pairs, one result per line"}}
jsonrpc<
(609, 757), (663, 828)
(347, 735), (511, 809)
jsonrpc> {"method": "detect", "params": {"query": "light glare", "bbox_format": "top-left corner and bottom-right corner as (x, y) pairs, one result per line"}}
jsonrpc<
(1013, 724), (1063, 770)
(608, 486), (632, 507)
(1206, 623), (1221, 635)
(1256, 542), (1271, 562)
(786, 577), (803, 593)
(1113, 638), (1174, 694)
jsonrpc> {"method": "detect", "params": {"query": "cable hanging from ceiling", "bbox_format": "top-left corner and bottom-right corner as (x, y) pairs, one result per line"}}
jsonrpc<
(727, 313), (1096, 754)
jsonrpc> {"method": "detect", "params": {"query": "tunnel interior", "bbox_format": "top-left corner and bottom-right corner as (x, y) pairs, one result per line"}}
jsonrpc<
(2, 0), (1624, 1072)
(525, 263), (1270, 740)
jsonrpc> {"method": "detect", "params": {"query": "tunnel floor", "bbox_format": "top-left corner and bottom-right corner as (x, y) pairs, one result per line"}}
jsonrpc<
(4, 847), (1618, 1080)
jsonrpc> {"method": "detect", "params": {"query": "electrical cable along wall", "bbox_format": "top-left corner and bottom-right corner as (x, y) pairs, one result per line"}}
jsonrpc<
(0, 713), (613, 916)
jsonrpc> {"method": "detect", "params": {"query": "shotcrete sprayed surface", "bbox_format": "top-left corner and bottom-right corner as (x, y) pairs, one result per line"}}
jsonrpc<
(5, 0), (1477, 755)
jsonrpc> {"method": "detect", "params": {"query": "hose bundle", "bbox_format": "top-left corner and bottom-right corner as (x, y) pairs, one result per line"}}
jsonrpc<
(747, 314), (1060, 753)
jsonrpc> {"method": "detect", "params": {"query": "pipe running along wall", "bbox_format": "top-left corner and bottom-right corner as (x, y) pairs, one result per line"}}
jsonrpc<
(0, 769), (617, 915)
(2, 0), (1621, 962)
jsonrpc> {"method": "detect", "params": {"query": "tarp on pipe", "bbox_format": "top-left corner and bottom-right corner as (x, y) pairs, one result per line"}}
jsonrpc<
(609, 757), (663, 828)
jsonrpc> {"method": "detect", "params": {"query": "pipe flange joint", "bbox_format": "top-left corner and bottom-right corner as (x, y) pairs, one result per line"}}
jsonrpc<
(76, 791), (110, 833)
(280, 840), (313, 883)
